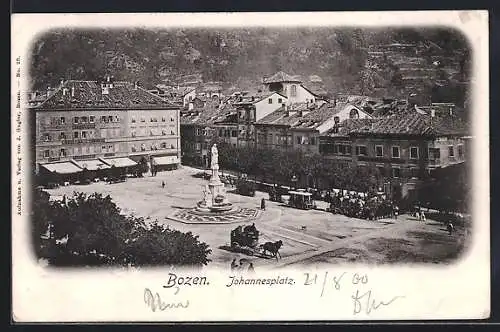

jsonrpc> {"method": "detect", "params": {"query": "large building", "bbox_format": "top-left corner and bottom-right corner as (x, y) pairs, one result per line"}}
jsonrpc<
(319, 109), (469, 200)
(262, 71), (325, 106)
(254, 101), (372, 154)
(32, 78), (181, 180)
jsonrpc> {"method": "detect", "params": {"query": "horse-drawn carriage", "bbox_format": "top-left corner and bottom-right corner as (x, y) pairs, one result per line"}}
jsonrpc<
(288, 190), (316, 210)
(228, 224), (283, 260)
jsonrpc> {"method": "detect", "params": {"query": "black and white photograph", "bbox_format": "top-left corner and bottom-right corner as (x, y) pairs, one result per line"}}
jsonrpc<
(12, 11), (490, 322)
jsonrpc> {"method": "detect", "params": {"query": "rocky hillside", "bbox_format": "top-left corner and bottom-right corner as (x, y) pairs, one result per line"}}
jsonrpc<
(29, 27), (470, 105)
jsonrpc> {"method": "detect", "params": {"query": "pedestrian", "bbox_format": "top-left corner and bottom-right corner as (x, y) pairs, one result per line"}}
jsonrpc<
(261, 197), (266, 210)
(447, 222), (454, 235)
(162, 181), (165, 189)
(393, 205), (399, 220)
(230, 258), (238, 271)
(420, 211), (426, 223)
(247, 262), (255, 274)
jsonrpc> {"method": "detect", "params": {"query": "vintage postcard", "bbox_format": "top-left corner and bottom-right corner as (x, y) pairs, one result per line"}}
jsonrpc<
(11, 11), (490, 322)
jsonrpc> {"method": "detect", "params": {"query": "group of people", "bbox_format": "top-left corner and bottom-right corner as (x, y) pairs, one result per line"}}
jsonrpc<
(231, 258), (255, 273)
(326, 191), (398, 220)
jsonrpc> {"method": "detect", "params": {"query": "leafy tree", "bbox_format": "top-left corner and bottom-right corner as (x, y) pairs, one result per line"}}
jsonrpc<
(32, 190), (212, 267)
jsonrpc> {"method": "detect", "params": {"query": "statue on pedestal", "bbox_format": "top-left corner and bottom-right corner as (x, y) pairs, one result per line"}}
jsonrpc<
(211, 144), (219, 169)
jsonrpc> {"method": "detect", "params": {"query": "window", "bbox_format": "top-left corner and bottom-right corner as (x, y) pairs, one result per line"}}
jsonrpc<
(268, 98), (273, 104)
(60, 117), (66, 124)
(392, 167), (401, 178)
(195, 143), (201, 151)
(81, 131), (87, 139)
(74, 117), (79, 124)
(392, 146), (400, 158)
(224, 130), (230, 137)
(131, 117), (136, 123)
(296, 136), (301, 145)
(131, 145), (136, 152)
(458, 145), (464, 158)
(161, 129), (166, 136)
(89, 116), (95, 123)
(377, 165), (385, 177)
(356, 145), (367, 156)
(161, 117), (165, 122)
(448, 145), (455, 158)
(74, 147), (80, 155)
(410, 167), (419, 179)
(73, 132), (79, 139)
(107, 116), (113, 123)
(310, 137), (316, 145)
(338, 144), (346, 154)
(170, 144), (175, 149)
(333, 144), (339, 154)
(59, 132), (66, 140)
(231, 130), (238, 137)
(108, 145), (114, 152)
(410, 146), (419, 159)
(141, 144), (146, 151)
(219, 129), (223, 137)
(101, 116), (107, 123)
(290, 85), (297, 97)
(140, 117), (145, 123)
(60, 148), (67, 157)
(150, 118), (154, 122)
(334, 116), (340, 124)
(171, 130), (175, 135)
(161, 142), (167, 149)
(375, 145), (383, 157)
(102, 145), (107, 152)
(131, 131), (136, 137)
(43, 150), (50, 158)
(171, 117), (174, 122)
(278, 98), (282, 104)
(150, 130), (154, 136)
(429, 147), (441, 160)
(81, 116), (88, 123)
(349, 109), (359, 119)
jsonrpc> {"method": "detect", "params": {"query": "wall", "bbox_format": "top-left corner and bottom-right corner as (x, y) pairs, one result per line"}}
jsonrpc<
(36, 107), (181, 165)
(282, 83), (316, 105)
(291, 130), (320, 154)
(254, 93), (287, 121)
(316, 104), (371, 134)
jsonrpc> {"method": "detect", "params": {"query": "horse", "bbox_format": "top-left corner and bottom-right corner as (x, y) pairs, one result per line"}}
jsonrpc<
(260, 240), (283, 260)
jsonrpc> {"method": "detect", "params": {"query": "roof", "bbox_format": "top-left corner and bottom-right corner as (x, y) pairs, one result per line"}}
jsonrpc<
(263, 71), (302, 84)
(40, 161), (82, 174)
(102, 157), (137, 168)
(180, 101), (236, 126)
(348, 111), (469, 137)
(302, 83), (329, 97)
(256, 102), (353, 130)
(73, 159), (110, 171)
(156, 85), (195, 96)
(35, 80), (178, 110)
(323, 118), (377, 138)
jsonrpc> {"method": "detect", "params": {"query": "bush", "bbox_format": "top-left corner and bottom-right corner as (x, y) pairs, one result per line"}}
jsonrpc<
(32, 189), (212, 267)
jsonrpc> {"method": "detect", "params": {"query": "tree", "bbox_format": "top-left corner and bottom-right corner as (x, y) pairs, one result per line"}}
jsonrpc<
(32, 190), (212, 267)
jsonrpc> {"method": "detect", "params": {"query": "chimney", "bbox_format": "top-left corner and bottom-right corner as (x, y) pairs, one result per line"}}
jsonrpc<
(46, 86), (51, 98)
(71, 86), (75, 97)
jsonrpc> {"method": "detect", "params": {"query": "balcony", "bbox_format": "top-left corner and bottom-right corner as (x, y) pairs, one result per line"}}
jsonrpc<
(67, 138), (106, 144)
(72, 122), (96, 130)
(73, 154), (97, 160)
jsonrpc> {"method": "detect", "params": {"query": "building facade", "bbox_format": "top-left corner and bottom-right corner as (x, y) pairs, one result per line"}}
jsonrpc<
(319, 111), (468, 201)
(33, 79), (181, 177)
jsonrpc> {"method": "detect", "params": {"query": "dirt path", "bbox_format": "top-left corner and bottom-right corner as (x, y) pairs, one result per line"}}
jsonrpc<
(262, 216), (423, 269)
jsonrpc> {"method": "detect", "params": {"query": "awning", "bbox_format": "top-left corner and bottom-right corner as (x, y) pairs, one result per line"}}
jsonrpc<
(74, 159), (110, 171)
(41, 162), (82, 174)
(102, 157), (138, 168)
(152, 156), (179, 165)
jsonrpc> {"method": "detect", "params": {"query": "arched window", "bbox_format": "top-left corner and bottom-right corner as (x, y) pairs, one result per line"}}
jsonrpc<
(349, 109), (359, 119)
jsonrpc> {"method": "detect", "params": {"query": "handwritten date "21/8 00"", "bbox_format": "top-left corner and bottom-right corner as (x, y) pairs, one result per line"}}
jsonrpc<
(303, 272), (405, 315)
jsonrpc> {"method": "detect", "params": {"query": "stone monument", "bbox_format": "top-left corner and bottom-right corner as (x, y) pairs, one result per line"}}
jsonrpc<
(196, 144), (233, 212)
